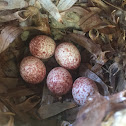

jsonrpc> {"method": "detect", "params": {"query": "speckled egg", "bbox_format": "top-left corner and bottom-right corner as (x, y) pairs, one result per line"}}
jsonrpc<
(55, 42), (81, 69)
(29, 35), (56, 59)
(72, 77), (98, 105)
(47, 67), (73, 96)
(20, 56), (46, 84)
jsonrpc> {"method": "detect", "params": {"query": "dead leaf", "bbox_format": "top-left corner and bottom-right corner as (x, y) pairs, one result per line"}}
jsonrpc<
(15, 95), (40, 112)
(0, 84), (7, 94)
(57, 0), (78, 12)
(1, 60), (19, 77)
(80, 11), (103, 32)
(0, 78), (18, 89)
(0, 10), (28, 23)
(41, 83), (54, 105)
(0, 112), (15, 126)
(4, 115), (14, 126)
(0, 86), (36, 98)
(91, 0), (109, 11)
(38, 101), (76, 119)
(0, 26), (22, 54)
(0, 0), (28, 10)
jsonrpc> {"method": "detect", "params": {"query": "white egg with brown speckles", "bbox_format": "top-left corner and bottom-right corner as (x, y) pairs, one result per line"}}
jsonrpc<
(20, 56), (46, 84)
(55, 42), (81, 69)
(72, 77), (98, 105)
(47, 67), (73, 96)
(29, 35), (56, 59)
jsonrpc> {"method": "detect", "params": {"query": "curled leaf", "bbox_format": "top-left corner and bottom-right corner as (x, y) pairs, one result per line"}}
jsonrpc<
(57, 0), (78, 12)
(0, 26), (22, 54)
(0, 112), (15, 126)
(0, 10), (28, 23)
(38, 101), (76, 119)
(39, 0), (62, 22)
(15, 95), (40, 112)
(0, 0), (28, 10)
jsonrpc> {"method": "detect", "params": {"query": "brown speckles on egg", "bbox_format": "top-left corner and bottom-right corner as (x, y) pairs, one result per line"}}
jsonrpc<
(29, 35), (56, 59)
(72, 77), (98, 105)
(20, 56), (46, 84)
(47, 67), (73, 96)
(55, 42), (81, 69)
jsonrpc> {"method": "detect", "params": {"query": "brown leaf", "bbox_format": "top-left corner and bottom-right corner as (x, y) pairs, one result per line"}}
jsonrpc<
(15, 95), (40, 112)
(80, 12), (103, 32)
(66, 6), (103, 32)
(0, 86), (36, 98)
(0, 26), (22, 54)
(0, 0), (28, 10)
(0, 112), (15, 126)
(0, 84), (7, 94)
(0, 10), (28, 23)
(0, 102), (8, 113)
(38, 101), (76, 119)
(0, 78), (18, 89)
(4, 115), (14, 126)
(41, 83), (54, 105)
(23, 13), (51, 35)
(91, 0), (109, 11)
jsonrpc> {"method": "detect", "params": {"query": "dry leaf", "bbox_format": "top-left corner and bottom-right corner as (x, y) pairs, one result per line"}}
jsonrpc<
(91, 0), (109, 11)
(0, 10), (28, 23)
(0, 78), (18, 89)
(4, 115), (14, 126)
(0, 26), (22, 54)
(41, 83), (54, 105)
(57, 0), (78, 12)
(38, 101), (76, 119)
(15, 95), (40, 112)
(0, 84), (7, 94)
(0, 86), (36, 98)
(0, 112), (15, 126)
(80, 11), (103, 32)
(39, 0), (62, 22)
(0, 0), (28, 10)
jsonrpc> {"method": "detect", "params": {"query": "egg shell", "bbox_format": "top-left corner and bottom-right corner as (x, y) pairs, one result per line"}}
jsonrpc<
(29, 35), (56, 59)
(47, 67), (73, 96)
(55, 42), (81, 69)
(72, 77), (98, 105)
(20, 56), (46, 84)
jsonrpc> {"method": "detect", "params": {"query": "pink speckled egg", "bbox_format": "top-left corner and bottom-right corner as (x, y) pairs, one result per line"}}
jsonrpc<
(55, 42), (81, 69)
(47, 67), (73, 96)
(72, 77), (98, 105)
(20, 56), (46, 84)
(29, 35), (56, 59)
